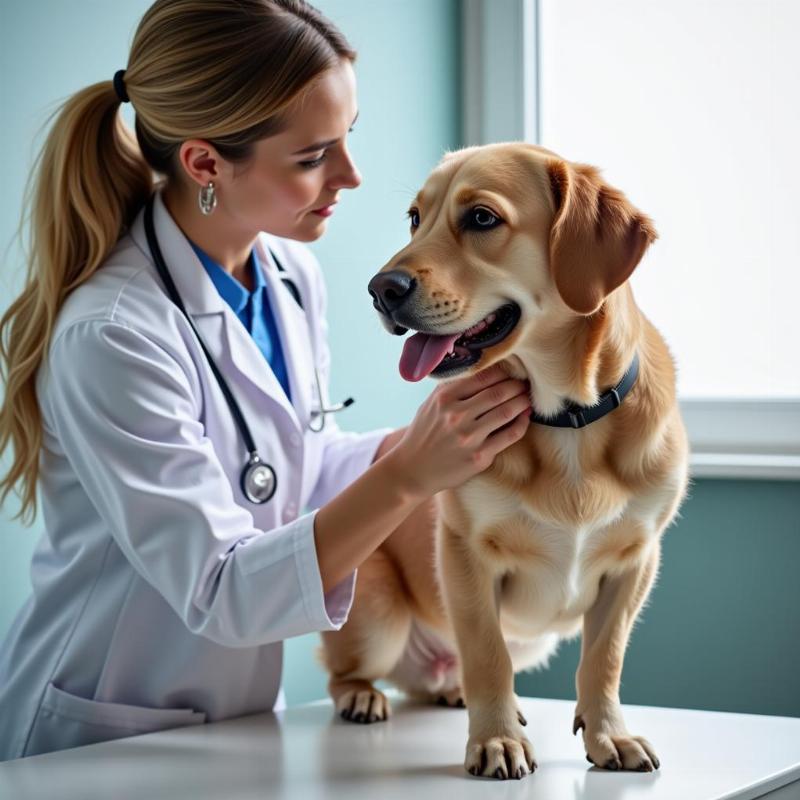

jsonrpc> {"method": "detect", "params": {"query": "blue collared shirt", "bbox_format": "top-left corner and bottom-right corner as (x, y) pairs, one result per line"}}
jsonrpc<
(188, 240), (292, 403)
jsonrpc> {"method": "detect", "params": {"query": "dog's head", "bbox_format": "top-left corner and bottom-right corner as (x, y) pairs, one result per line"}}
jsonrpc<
(367, 142), (658, 382)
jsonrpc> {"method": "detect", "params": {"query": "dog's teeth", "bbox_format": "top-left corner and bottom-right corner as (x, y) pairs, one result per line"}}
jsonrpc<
(464, 319), (488, 337)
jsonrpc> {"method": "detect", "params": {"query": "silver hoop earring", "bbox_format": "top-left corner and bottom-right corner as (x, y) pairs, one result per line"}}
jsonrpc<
(198, 181), (217, 215)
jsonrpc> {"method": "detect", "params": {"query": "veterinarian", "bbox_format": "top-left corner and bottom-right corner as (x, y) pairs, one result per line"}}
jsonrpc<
(0, 0), (533, 761)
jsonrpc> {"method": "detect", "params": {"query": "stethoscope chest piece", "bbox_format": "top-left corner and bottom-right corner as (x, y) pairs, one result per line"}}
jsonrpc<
(241, 453), (277, 504)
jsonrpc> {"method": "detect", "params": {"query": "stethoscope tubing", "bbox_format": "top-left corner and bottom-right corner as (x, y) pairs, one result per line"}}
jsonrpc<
(144, 195), (261, 456)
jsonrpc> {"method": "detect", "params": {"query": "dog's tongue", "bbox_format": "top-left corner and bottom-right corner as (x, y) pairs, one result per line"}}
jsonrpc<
(400, 331), (460, 382)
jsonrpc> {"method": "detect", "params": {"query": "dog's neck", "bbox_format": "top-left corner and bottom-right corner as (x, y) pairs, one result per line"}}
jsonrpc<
(503, 284), (645, 420)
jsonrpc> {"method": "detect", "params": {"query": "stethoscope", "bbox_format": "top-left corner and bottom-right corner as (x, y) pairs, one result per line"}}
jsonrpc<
(143, 194), (354, 504)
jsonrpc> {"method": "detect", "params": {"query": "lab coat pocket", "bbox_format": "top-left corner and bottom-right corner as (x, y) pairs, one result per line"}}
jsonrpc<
(25, 682), (207, 756)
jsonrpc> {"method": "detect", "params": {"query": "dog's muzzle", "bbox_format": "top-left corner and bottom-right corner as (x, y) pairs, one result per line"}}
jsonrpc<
(367, 269), (521, 381)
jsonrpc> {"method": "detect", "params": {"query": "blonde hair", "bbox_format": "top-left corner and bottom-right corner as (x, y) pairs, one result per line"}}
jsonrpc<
(0, 0), (356, 524)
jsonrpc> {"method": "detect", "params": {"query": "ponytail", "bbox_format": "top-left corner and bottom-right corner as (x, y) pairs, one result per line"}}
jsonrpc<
(0, 83), (151, 523)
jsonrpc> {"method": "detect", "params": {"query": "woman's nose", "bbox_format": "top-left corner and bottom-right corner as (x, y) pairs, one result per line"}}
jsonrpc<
(331, 150), (361, 190)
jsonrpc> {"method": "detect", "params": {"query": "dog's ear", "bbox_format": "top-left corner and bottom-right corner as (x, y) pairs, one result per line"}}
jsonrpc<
(546, 159), (658, 315)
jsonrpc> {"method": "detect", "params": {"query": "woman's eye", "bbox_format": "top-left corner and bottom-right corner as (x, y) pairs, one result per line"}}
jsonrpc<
(299, 128), (354, 170)
(408, 209), (420, 229)
(469, 206), (501, 229)
(299, 153), (327, 169)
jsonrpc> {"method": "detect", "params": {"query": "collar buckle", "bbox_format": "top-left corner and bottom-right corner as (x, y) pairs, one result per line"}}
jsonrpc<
(568, 410), (587, 428)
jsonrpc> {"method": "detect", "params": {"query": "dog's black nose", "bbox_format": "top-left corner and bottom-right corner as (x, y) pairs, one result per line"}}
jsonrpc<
(368, 270), (417, 315)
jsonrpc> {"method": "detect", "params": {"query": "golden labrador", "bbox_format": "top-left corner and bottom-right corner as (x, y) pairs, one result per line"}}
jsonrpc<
(318, 142), (690, 779)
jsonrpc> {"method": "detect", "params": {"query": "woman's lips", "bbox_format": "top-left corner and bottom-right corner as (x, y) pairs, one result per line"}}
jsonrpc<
(311, 202), (337, 217)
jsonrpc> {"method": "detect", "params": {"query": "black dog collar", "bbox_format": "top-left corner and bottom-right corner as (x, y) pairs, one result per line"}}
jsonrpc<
(529, 352), (640, 429)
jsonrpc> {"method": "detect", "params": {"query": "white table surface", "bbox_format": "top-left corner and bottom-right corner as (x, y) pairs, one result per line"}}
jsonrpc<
(1, 691), (799, 800)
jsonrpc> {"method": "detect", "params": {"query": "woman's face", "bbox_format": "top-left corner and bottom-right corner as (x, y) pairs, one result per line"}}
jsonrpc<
(179, 58), (361, 243)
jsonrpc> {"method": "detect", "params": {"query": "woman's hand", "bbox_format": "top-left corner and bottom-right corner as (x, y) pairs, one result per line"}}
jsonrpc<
(387, 364), (532, 498)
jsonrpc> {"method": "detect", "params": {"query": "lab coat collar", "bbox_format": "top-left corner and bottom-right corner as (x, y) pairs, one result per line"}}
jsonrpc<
(188, 239), (258, 316)
(128, 187), (314, 434)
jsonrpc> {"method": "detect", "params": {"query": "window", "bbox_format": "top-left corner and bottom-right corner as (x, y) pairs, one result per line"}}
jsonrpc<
(462, 0), (799, 478)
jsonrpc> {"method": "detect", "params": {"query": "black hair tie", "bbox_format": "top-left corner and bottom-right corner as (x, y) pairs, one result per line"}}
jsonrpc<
(113, 69), (130, 104)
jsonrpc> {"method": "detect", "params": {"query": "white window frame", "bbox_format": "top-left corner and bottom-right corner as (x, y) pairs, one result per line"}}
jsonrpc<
(461, 0), (800, 480)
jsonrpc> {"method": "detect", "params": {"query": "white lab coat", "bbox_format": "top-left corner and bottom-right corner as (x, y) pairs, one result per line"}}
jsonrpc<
(0, 188), (393, 761)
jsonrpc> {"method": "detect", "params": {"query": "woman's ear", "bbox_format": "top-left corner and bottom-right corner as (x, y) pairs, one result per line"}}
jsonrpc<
(547, 159), (658, 315)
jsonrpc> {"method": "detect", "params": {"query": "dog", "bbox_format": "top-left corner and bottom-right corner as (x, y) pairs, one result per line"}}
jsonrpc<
(317, 142), (690, 779)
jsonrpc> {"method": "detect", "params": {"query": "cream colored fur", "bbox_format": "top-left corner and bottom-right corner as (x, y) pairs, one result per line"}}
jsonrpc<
(318, 143), (689, 779)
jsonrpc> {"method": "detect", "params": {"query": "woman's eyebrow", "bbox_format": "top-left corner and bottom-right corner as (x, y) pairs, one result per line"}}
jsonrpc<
(291, 112), (359, 155)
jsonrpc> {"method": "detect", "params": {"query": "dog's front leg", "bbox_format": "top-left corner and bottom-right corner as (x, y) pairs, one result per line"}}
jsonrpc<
(574, 539), (662, 772)
(439, 522), (536, 780)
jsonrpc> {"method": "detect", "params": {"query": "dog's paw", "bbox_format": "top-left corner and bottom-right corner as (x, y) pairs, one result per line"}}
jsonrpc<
(574, 710), (660, 772)
(336, 686), (390, 724)
(434, 687), (466, 708)
(464, 730), (537, 779)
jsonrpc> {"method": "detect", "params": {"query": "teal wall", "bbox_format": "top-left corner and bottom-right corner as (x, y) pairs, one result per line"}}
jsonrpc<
(2, 1), (798, 723)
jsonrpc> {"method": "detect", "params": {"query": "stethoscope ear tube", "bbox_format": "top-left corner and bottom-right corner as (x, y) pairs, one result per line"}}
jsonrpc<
(266, 249), (357, 435)
(308, 396), (354, 432)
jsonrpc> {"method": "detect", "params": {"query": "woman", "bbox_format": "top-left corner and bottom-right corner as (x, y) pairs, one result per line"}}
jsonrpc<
(0, 0), (533, 760)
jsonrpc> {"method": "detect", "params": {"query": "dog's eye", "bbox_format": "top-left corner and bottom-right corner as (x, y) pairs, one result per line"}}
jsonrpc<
(468, 206), (502, 229)
(408, 208), (420, 230)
